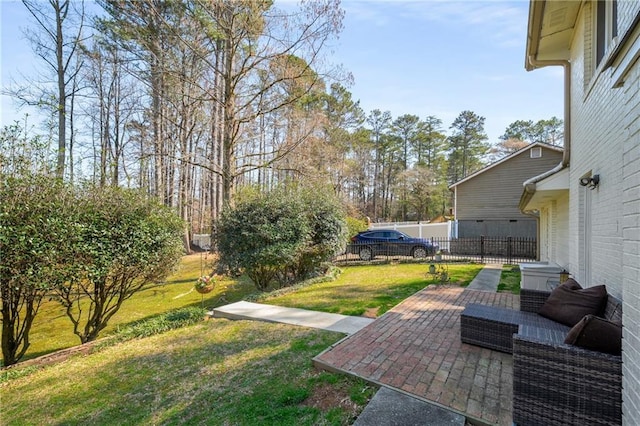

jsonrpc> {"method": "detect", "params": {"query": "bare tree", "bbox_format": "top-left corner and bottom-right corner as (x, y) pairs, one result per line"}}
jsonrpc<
(16, 0), (87, 180)
(191, 1), (344, 205)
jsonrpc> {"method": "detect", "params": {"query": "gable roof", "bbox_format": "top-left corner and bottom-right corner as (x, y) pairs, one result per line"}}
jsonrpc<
(448, 142), (563, 189)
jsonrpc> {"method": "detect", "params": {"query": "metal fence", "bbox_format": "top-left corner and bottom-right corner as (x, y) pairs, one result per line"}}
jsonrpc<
(335, 236), (537, 265)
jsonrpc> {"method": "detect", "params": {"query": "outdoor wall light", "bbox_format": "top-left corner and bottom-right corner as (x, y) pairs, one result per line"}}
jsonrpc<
(579, 174), (600, 189)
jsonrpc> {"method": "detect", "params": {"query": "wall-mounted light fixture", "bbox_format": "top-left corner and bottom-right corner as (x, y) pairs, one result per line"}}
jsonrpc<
(579, 174), (600, 190)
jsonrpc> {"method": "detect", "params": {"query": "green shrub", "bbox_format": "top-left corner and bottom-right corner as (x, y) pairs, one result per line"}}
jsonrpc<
(0, 175), (78, 366)
(216, 189), (311, 291)
(1, 178), (185, 365)
(56, 186), (185, 344)
(345, 216), (369, 241)
(215, 185), (347, 291)
(113, 307), (207, 341)
(279, 186), (347, 285)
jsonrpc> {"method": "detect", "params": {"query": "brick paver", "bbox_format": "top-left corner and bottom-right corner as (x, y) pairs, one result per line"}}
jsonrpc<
(313, 285), (518, 426)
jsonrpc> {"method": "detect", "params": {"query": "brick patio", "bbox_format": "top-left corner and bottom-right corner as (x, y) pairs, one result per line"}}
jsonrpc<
(313, 286), (519, 426)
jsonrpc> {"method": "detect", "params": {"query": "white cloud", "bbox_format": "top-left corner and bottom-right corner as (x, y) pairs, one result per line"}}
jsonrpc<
(342, 0), (527, 47)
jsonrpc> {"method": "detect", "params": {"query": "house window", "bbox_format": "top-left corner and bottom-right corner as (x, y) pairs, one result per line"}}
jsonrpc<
(530, 147), (542, 158)
(595, 0), (618, 67)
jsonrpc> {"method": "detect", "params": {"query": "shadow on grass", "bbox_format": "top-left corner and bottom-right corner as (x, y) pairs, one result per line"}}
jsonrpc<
(4, 322), (366, 426)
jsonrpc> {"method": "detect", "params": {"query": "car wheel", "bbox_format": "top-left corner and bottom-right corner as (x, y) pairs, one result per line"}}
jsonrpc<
(413, 247), (427, 258)
(359, 247), (373, 261)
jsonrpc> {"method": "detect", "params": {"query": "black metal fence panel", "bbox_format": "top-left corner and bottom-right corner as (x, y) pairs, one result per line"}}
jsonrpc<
(336, 236), (537, 265)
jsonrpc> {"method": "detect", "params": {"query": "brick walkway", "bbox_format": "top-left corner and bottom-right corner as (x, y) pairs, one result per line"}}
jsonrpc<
(313, 286), (519, 426)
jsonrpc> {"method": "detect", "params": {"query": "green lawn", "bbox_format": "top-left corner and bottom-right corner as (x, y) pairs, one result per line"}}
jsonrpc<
(3, 258), (486, 425)
(2, 319), (374, 425)
(498, 265), (521, 294)
(263, 263), (484, 317)
(23, 253), (256, 361)
(18, 257), (484, 362)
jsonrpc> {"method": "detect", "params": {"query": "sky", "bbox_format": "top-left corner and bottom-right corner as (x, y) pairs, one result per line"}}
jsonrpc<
(0, 0), (564, 145)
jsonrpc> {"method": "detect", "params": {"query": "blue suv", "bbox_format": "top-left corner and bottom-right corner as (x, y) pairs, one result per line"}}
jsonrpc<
(348, 229), (439, 261)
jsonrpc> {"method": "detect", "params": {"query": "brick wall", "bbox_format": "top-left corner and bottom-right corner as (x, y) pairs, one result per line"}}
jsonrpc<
(621, 44), (640, 426)
(567, 2), (640, 424)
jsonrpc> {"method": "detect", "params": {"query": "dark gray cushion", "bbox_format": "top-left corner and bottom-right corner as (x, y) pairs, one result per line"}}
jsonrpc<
(538, 280), (608, 327)
(565, 314), (622, 355)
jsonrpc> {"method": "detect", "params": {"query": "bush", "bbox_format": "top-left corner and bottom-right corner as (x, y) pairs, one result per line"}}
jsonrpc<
(215, 185), (347, 291)
(112, 307), (207, 341)
(56, 185), (185, 343)
(345, 216), (369, 242)
(0, 175), (78, 366)
(278, 186), (347, 285)
(216, 189), (311, 291)
(1, 178), (185, 366)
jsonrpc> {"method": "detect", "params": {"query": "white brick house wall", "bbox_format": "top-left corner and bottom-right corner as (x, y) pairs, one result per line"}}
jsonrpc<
(565, 2), (640, 423)
(622, 46), (640, 425)
(525, 1), (640, 423)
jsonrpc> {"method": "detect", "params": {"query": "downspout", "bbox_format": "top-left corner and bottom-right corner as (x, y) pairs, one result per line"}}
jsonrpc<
(519, 59), (571, 259)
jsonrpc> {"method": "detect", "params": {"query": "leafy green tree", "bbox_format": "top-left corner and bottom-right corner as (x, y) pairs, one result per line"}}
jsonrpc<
(447, 110), (489, 184)
(392, 114), (420, 170)
(0, 175), (78, 365)
(215, 188), (311, 291)
(378, 133), (403, 220)
(414, 116), (447, 168)
(391, 114), (420, 220)
(535, 117), (564, 145)
(55, 186), (184, 344)
(398, 166), (441, 221)
(321, 83), (365, 194)
(367, 109), (392, 220)
(500, 119), (535, 142)
(500, 117), (563, 146)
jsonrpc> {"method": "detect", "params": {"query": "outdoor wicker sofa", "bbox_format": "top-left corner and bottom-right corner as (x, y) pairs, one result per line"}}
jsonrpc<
(460, 288), (623, 426)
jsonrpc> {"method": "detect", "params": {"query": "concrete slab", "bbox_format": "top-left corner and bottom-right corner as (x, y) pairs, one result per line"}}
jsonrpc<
(353, 387), (466, 426)
(466, 263), (503, 292)
(211, 301), (374, 334)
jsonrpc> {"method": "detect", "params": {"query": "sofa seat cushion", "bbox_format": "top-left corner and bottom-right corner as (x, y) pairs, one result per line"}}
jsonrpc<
(565, 314), (622, 355)
(538, 280), (608, 327)
(460, 304), (570, 353)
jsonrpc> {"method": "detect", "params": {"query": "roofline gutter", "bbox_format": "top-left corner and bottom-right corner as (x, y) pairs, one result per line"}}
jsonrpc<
(525, 0), (545, 71)
(519, 58), (571, 213)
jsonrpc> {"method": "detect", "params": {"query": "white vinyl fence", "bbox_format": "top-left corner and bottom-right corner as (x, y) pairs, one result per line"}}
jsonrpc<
(193, 221), (457, 252)
(369, 221), (455, 252)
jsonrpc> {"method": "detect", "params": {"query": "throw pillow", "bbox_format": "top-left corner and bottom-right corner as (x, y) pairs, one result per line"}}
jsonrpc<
(538, 281), (608, 327)
(559, 277), (582, 290)
(564, 314), (622, 356)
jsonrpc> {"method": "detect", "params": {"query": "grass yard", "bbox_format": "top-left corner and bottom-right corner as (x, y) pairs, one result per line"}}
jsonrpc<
(497, 265), (522, 294)
(262, 263), (484, 317)
(23, 253), (256, 361)
(3, 257), (486, 425)
(17, 257), (484, 362)
(1, 319), (374, 425)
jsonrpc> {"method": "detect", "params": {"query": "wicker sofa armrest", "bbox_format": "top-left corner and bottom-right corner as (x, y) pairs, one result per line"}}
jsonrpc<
(513, 333), (622, 426)
(519, 288), (552, 313)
